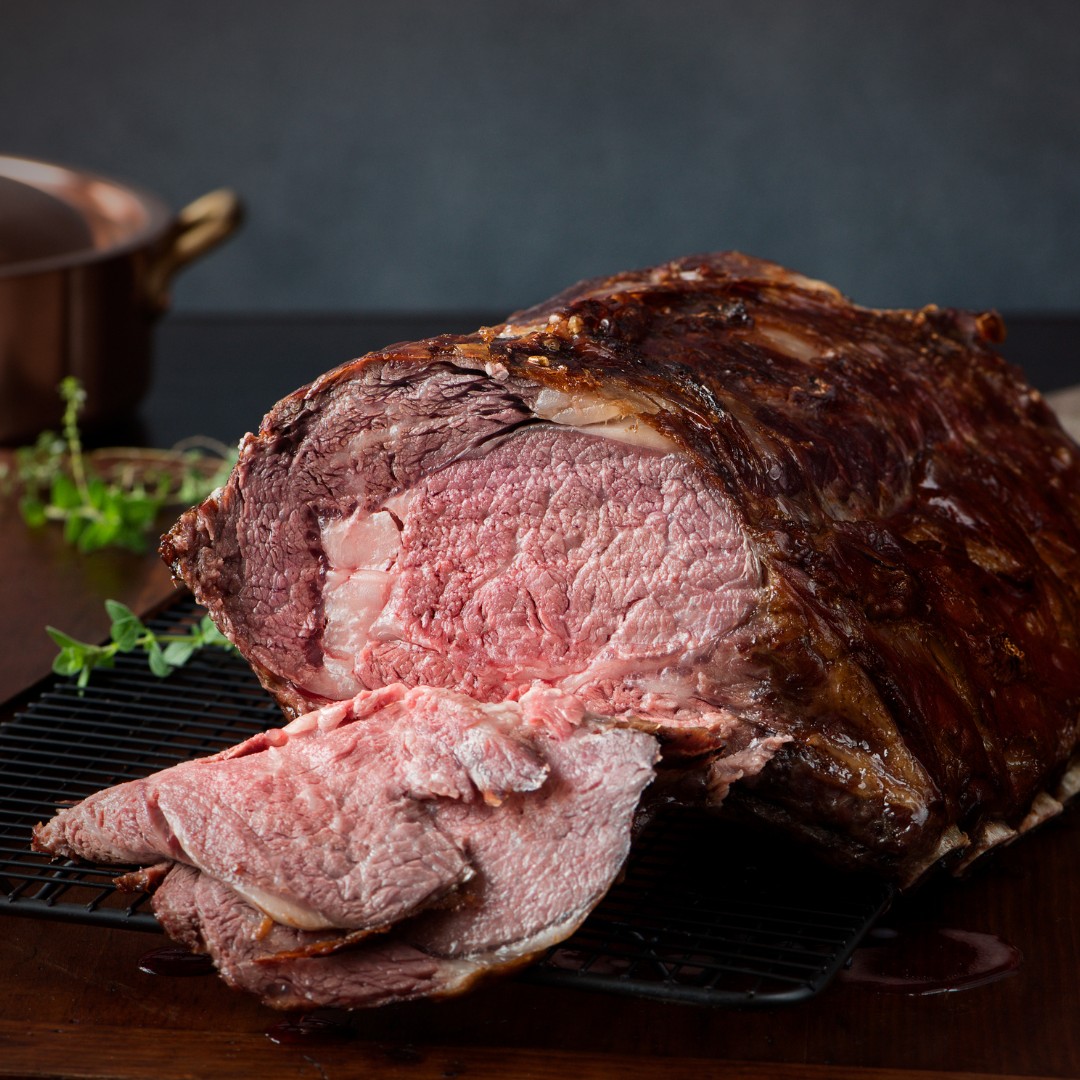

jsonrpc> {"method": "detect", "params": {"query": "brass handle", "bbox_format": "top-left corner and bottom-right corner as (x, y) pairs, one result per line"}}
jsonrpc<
(145, 188), (243, 312)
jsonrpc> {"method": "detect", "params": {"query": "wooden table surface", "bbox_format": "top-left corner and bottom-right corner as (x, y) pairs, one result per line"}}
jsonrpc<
(2, 316), (1079, 1080)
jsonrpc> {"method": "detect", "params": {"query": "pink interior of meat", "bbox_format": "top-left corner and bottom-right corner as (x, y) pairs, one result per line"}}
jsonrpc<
(308, 424), (760, 725)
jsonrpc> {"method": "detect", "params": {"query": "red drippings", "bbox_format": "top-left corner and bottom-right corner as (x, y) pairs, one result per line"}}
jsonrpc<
(840, 924), (1022, 995)
(265, 1011), (354, 1045)
(138, 946), (215, 977)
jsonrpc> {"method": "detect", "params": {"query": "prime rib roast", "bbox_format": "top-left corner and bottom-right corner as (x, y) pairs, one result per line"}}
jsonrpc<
(34, 252), (1080, 1010)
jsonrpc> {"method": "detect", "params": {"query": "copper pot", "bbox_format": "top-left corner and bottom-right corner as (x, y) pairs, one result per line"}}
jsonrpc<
(0, 154), (241, 444)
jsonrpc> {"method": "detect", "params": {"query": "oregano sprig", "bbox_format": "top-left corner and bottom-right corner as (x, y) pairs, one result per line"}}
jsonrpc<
(9, 377), (235, 554)
(47, 600), (235, 688)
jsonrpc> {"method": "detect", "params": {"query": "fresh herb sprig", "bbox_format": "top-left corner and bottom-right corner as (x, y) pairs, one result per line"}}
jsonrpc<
(47, 600), (235, 688)
(7, 377), (235, 554)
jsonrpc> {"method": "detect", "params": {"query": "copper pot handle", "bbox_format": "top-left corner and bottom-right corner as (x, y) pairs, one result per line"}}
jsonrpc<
(145, 188), (243, 312)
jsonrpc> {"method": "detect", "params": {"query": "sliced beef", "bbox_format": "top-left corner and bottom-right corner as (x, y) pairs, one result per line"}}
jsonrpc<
(36, 685), (656, 936)
(162, 252), (1080, 885)
(35, 686), (495, 931)
(150, 710), (657, 1010)
(152, 866), (457, 1010)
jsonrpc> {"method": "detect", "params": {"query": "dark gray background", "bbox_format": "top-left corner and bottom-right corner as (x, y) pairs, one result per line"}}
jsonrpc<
(2, 1), (1078, 316)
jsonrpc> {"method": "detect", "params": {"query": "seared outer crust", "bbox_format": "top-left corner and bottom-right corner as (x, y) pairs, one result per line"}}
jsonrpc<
(162, 252), (1080, 883)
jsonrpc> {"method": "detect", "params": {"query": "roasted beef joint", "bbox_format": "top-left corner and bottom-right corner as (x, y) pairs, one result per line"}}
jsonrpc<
(34, 253), (1080, 1009)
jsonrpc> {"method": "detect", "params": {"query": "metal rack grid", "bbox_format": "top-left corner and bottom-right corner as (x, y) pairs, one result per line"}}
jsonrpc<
(0, 597), (893, 1006)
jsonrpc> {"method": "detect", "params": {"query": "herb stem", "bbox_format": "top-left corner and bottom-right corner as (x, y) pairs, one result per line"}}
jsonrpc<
(59, 377), (90, 503)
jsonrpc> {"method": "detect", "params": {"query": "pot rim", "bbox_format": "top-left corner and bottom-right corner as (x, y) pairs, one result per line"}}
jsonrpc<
(0, 153), (174, 280)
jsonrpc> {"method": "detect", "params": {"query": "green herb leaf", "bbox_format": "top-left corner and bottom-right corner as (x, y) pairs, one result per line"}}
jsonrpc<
(50, 473), (82, 511)
(161, 639), (197, 667)
(198, 616), (232, 647)
(122, 494), (161, 530)
(62, 514), (86, 546)
(46, 623), (117, 688)
(76, 520), (115, 553)
(46, 626), (88, 650)
(106, 601), (144, 652)
(86, 476), (110, 511)
(103, 599), (138, 622)
(51, 647), (85, 677)
(146, 639), (173, 678)
(19, 496), (47, 528)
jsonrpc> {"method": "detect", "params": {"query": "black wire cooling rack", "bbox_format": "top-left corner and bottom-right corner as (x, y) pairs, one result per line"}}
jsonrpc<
(0, 597), (893, 1007)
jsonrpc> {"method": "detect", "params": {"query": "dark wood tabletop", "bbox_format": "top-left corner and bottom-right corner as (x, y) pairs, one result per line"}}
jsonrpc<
(2, 314), (1079, 1080)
